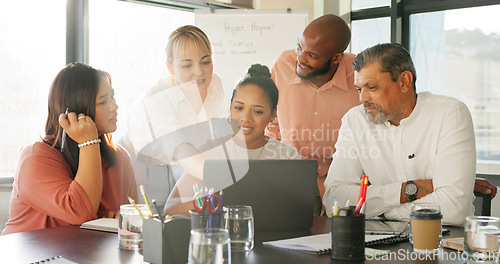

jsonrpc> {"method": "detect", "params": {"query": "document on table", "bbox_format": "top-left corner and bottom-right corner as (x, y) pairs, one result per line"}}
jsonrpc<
(263, 233), (400, 254)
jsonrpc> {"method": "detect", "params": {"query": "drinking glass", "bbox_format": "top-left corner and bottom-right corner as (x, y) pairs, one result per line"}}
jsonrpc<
(189, 228), (231, 264)
(189, 209), (225, 230)
(118, 204), (149, 250)
(465, 216), (500, 263)
(224, 205), (254, 251)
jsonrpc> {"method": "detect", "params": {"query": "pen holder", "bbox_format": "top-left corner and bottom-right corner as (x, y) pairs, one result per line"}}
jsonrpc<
(143, 216), (191, 264)
(331, 214), (365, 260)
(189, 209), (225, 230)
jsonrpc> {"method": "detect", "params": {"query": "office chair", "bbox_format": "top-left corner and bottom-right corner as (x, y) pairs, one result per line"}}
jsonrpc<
(473, 173), (500, 216)
(473, 191), (492, 216)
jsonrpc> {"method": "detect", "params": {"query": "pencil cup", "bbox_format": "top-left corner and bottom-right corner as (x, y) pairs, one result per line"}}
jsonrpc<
(143, 215), (191, 264)
(189, 209), (225, 230)
(331, 214), (365, 260)
(118, 204), (149, 250)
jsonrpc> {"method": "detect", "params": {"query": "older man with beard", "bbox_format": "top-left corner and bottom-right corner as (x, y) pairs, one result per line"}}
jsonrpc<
(323, 43), (482, 226)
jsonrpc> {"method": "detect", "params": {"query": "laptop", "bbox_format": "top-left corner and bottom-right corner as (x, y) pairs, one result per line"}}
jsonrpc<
(203, 159), (318, 230)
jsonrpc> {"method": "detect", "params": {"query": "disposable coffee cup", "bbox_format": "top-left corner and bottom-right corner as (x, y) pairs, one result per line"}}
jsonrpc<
(409, 206), (442, 253)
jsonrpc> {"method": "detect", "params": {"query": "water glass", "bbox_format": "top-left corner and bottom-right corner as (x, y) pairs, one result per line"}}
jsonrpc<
(118, 204), (148, 250)
(224, 205), (254, 251)
(189, 209), (225, 230)
(189, 228), (231, 264)
(465, 216), (500, 263)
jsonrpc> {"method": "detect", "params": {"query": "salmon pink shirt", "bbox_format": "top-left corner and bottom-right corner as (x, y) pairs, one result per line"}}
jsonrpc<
(2, 140), (138, 235)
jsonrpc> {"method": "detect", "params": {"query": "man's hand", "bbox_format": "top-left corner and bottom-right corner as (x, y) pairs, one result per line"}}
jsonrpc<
(474, 178), (497, 199)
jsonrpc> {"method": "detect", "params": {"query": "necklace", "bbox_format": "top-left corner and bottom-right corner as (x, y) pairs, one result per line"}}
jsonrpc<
(254, 144), (266, 160)
(231, 138), (267, 159)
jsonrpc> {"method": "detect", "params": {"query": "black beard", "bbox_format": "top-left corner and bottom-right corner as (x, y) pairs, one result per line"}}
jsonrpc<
(295, 59), (331, 80)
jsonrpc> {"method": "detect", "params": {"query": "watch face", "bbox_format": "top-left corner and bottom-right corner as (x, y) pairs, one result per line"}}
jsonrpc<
(405, 183), (417, 195)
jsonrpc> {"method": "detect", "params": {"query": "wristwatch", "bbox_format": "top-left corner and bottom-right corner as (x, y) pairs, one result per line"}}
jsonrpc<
(404, 180), (418, 202)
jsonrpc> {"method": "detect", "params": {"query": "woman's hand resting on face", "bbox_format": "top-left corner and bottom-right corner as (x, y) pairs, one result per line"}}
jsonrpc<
(59, 112), (99, 143)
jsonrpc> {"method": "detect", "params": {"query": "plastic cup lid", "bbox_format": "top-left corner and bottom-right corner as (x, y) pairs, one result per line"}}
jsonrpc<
(410, 209), (442, 220)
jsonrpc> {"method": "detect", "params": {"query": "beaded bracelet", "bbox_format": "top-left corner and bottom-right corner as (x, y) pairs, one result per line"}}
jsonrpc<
(78, 139), (101, 148)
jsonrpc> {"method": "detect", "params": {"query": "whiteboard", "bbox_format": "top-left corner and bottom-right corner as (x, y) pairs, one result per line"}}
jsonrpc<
(195, 9), (308, 114)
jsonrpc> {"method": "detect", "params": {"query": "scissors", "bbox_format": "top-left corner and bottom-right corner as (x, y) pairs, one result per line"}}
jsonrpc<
(193, 191), (221, 213)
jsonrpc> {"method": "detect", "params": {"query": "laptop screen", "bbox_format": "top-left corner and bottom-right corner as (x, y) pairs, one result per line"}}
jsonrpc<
(203, 159), (318, 230)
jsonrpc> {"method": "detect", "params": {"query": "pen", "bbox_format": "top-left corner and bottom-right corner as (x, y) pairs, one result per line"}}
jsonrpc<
(128, 197), (146, 219)
(139, 185), (154, 217)
(193, 184), (203, 208)
(332, 197), (340, 216)
(151, 199), (163, 220)
(209, 188), (215, 210)
(218, 190), (223, 212)
(354, 175), (369, 215)
(60, 108), (69, 152)
(357, 175), (368, 204)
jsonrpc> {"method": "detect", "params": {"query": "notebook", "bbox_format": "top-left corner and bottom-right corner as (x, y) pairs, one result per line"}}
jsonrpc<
(442, 237), (464, 251)
(80, 218), (118, 233)
(263, 232), (407, 254)
(203, 159), (318, 230)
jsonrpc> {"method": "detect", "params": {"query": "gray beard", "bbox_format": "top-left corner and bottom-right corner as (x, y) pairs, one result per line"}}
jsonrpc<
(364, 103), (396, 124)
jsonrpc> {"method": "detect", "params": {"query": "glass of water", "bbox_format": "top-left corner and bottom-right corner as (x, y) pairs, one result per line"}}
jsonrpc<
(465, 216), (500, 263)
(118, 204), (148, 250)
(189, 228), (231, 264)
(224, 205), (254, 251)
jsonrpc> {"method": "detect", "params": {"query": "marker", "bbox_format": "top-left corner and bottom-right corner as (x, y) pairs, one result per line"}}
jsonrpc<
(139, 185), (154, 217)
(60, 108), (69, 152)
(128, 197), (146, 219)
(332, 197), (340, 216)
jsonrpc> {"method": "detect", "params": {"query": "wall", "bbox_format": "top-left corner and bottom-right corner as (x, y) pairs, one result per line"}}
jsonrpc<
(254, 0), (350, 23)
(254, 0), (315, 23)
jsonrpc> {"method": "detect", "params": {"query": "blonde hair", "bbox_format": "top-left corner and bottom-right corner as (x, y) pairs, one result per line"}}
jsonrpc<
(165, 25), (212, 64)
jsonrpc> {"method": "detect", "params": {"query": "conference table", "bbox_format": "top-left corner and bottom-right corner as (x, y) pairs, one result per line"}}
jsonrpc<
(0, 216), (466, 263)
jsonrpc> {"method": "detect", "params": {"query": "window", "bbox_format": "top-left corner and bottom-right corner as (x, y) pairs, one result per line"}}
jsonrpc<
(352, 0), (390, 10)
(410, 5), (500, 171)
(89, 0), (194, 139)
(0, 0), (66, 177)
(351, 1), (500, 173)
(351, 17), (390, 54)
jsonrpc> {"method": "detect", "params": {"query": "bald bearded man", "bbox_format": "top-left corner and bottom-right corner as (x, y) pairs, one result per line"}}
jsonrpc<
(267, 14), (360, 215)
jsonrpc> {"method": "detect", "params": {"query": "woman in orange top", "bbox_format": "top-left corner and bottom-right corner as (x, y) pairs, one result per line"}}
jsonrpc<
(2, 63), (138, 235)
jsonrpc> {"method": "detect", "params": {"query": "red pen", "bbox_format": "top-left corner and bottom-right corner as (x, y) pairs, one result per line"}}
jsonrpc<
(354, 175), (368, 215)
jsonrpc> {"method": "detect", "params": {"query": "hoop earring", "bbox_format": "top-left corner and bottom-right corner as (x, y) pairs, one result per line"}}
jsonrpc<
(228, 115), (232, 124)
(267, 121), (273, 131)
